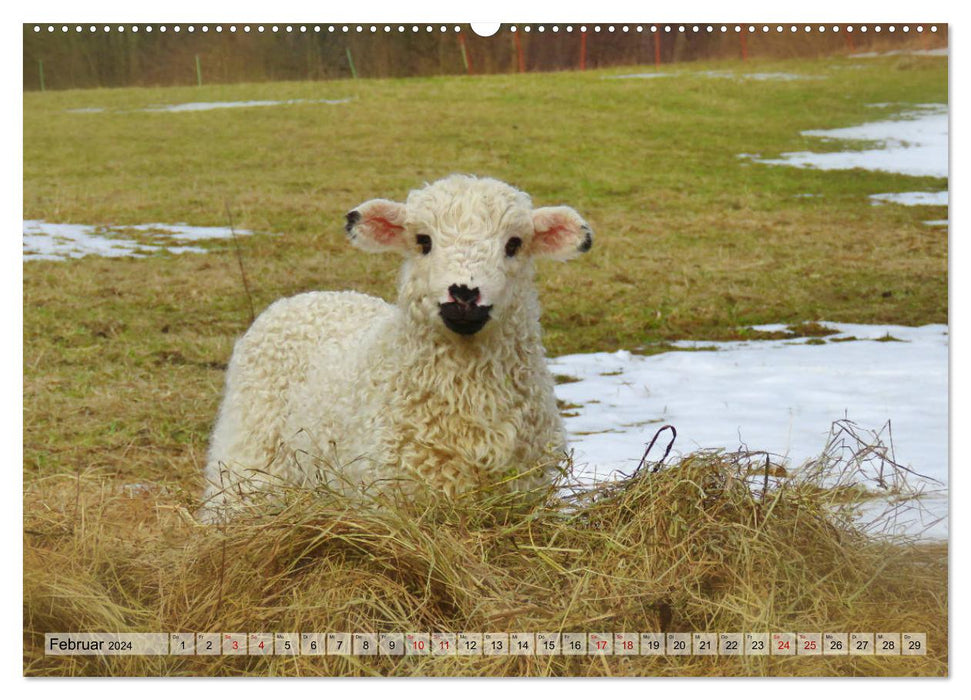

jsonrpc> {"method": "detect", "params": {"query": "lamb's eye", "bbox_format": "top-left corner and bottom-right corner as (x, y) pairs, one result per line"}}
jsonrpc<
(416, 234), (432, 255)
(505, 237), (523, 257)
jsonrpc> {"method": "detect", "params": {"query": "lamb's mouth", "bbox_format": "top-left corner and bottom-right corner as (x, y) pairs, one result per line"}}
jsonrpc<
(438, 302), (493, 336)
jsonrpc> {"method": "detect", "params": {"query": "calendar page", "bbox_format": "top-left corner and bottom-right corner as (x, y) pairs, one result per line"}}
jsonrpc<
(22, 15), (949, 679)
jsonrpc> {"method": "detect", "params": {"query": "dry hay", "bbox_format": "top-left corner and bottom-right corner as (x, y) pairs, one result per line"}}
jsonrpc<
(23, 420), (947, 676)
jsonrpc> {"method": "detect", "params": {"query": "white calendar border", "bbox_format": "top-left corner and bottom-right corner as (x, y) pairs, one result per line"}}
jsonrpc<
(10, 2), (960, 700)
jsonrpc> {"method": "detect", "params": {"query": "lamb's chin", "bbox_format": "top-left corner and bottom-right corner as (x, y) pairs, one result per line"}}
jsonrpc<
(442, 316), (489, 336)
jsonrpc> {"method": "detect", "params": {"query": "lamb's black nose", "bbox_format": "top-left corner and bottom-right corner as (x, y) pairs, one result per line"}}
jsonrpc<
(448, 284), (480, 305)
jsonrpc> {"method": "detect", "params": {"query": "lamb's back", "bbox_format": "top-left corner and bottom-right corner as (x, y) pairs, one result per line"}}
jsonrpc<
(234, 291), (392, 372)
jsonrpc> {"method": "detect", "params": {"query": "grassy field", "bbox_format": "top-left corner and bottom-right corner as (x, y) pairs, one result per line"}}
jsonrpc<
(23, 51), (948, 676)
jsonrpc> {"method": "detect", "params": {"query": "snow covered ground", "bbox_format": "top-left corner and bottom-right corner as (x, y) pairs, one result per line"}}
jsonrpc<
(65, 98), (352, 114)
(609, 71), (819, 81)
(608, 72), (677, 80)
(698, 71), (822, 81)
(870, 191), (949, 207)
(748, 102), (948, 232)
(551, 323), (948, 539)
(751, 103), (947, 179)
(141, 98), (352, 113)
(735, 102), (948, 537)
(849, 48), (948, 58)
(23, 221), (255, 261)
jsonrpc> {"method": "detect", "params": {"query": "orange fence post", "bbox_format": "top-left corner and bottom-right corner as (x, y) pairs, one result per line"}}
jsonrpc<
(844, 28), (855, 52)
(513, 30), (525, 72)
(654, 29), (661, 67)
(580, 30), (587, 71)
(740, 26), (748, 61)
(458, 32), (473, 74)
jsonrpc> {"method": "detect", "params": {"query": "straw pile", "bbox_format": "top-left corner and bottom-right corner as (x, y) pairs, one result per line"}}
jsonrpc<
(23, 421), (947, 676)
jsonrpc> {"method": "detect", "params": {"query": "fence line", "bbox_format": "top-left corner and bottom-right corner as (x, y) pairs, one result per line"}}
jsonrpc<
(23, 25), (946, 91)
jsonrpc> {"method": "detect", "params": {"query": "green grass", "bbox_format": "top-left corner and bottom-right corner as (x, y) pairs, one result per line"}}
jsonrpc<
(24, 54), (947, 483)
(24, 54), (947, 351)
(23, 52), (948, 676)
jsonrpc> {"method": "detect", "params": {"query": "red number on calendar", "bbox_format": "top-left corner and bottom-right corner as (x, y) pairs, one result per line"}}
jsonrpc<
(804, 640), (816, 650)
(232, 640), (239, 650)
(778, 640), (789, 651)
(413, 640), (425, 651)
(596, 640), (607, 650)
(623, 641), (634, 650)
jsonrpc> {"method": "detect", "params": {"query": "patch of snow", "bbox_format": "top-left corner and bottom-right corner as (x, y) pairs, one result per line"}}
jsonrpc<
(699, 71), (823, 81)
(751, 104), (947, 178)
(866, 102), (945, 111)
(870, 191), (948, 207)
(609, 71), (821, 82)
(850, 48), (948, 58)
(22, 220), (256, 262)
(607, 72), (678, 80)
(550, 322), (947, 538)
(65, 98), (353, 115)
(923, 220), (948, 227)
(123, 223), (253, 241)
(141, 98), (352, 113)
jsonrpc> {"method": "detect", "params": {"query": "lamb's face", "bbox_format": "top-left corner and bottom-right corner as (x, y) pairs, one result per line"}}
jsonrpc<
(344, 175), (593, 337)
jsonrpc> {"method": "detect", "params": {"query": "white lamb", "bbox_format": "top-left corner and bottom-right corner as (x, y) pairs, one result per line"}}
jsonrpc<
(199, 174), (594, 522)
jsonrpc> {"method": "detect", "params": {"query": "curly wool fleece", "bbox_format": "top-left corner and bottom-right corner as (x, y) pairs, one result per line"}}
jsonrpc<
(200, 175), (594, 522)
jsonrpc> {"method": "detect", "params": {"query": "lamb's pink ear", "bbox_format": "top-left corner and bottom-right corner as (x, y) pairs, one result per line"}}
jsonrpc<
(344, 199), (409, 253)
(530, 206), (594, 261)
